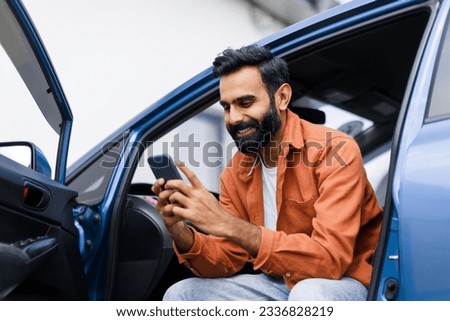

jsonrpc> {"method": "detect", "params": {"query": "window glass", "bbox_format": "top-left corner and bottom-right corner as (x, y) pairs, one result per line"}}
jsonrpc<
(67, 140), (123, 205)
(0, 43), (59, 174)
(132, 104), (235, 194)
(427, 21), (450, 120)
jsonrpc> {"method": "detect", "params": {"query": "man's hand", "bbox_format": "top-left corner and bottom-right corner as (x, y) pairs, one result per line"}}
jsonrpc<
(163, 162), (262, 256)
(151, 177), (194, 253)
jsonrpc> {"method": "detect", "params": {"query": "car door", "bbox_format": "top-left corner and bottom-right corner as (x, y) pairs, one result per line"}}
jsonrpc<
(0, 154), (87, 300)
(0, 0), (88, 299)
(371, 0), (450, 300)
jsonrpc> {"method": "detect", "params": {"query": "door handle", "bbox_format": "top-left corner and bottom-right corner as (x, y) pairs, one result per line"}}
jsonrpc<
(22, 181), (50, 209)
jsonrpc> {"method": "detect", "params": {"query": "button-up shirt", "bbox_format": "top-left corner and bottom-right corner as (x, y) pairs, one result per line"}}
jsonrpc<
(175, 109), (383, 289)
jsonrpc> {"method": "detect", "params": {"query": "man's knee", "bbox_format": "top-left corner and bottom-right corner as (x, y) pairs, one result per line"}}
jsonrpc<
(163, 277), (201, 301)
(288, 277), (368, 301)
(289, 278), (326, 300)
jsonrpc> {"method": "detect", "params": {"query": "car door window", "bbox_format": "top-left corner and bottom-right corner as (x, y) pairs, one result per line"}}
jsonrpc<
(427, 18), (450, 121)
(132, 103), (234, 194)
(0, 45), (59, 170)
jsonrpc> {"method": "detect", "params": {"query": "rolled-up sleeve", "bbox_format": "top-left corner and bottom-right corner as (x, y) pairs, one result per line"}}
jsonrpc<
(173, 172), (250, 277)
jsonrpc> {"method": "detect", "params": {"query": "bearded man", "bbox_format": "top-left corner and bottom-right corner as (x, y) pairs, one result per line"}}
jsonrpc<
(152, 45), (383, 301)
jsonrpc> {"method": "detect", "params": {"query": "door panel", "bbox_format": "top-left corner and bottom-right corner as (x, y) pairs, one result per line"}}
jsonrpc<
(0, 155), (88, 299)
(395, 6), (450, 298)
(397, 120), (450, 299)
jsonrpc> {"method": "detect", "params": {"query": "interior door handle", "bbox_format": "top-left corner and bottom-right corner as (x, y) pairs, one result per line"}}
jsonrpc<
(22, 181), (50, 209)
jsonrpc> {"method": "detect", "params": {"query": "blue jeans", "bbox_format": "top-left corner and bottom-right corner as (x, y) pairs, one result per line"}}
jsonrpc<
(163, 273), (367, 301)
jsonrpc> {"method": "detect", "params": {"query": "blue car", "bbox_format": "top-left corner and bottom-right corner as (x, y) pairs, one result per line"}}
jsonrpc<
(1, 0), (450, 300)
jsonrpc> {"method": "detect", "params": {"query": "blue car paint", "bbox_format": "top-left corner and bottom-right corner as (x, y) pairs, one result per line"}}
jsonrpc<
(376, 214), (400, 301)
(387, 0), (450, 300)
(397, 119), (450, 300)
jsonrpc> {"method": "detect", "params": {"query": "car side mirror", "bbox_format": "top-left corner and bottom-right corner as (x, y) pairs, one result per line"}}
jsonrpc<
(0, 142), (51, 178)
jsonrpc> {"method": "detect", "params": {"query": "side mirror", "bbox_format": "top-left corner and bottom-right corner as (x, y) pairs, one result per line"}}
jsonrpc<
(0, 142), (51, 178)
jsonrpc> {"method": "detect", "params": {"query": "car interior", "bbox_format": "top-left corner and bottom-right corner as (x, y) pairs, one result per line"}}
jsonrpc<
(284, 8), (430, 207)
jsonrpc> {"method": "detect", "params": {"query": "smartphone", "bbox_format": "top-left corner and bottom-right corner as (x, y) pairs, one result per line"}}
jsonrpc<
(147, 154), (182, 182)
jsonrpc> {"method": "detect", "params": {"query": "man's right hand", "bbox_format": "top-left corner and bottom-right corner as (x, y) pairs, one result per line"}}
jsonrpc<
(151, 178), (194, 253)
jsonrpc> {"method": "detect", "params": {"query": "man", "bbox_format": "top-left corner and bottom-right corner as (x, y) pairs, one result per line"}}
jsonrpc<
(151, 45), (383, 300)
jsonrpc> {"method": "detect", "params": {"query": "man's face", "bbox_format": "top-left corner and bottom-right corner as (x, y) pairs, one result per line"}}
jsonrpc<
(219, 66), (281, 154)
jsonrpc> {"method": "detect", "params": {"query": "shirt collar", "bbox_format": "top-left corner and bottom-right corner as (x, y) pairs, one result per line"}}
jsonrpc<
(279, 108), (304, 156)
(236, 109), (305, 179)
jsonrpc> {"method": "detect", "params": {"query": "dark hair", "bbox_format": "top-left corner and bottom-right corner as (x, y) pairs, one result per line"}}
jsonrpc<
(212, 45), (289, 99)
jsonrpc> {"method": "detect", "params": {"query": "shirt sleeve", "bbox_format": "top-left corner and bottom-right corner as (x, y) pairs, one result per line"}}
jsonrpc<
(173, 170), (250, 277)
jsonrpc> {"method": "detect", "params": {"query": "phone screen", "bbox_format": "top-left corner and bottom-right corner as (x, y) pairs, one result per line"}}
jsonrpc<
(147, 154), (182, 181)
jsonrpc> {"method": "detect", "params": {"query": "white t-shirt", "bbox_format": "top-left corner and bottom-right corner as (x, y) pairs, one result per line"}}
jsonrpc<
(261, 162), (277, 231)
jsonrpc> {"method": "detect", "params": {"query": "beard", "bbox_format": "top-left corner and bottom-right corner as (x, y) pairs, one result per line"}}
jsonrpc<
(227, 101), (281, 155)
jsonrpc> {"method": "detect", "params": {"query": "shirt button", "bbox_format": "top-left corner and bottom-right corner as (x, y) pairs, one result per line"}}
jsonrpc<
(285, 272), (291, 278)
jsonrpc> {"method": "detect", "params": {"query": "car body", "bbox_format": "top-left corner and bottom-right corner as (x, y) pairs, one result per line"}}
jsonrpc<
(1, 0), (450, 300)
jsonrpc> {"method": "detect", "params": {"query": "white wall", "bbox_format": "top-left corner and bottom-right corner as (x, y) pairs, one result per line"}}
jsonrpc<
(19, 0), (285, 167)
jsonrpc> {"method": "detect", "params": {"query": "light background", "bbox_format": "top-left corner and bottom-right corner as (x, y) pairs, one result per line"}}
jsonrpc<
(19, 0), (286, 166)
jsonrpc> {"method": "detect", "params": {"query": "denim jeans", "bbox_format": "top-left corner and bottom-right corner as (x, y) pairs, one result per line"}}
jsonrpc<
(163, 273), (367, 301)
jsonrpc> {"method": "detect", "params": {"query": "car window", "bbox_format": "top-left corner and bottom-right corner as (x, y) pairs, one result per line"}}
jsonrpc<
(0, 44), (59, 173)
(427, 18), (450, 121)
(294, 96), (374, 134)
(67, 139), (124, 205)
(132, 103), (234, 194)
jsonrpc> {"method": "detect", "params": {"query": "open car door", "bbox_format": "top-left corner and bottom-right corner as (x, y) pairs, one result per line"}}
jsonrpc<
(0, 0), (87, 299)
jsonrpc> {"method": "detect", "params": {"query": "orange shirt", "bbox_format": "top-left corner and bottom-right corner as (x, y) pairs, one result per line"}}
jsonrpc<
(175, 109), (383, 289)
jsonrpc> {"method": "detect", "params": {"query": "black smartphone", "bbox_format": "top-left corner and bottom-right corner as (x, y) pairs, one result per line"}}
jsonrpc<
(147, 154), (182, 182)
